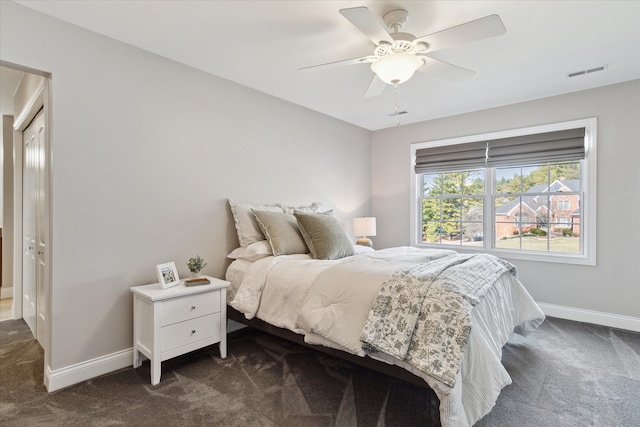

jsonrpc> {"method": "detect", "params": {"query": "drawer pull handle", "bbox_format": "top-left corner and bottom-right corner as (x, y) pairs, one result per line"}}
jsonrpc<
(191, 305), (196, 310)
(191, 329), (196, 334)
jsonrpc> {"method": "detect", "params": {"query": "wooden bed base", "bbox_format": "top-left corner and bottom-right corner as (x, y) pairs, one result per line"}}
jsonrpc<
(227, 305), (429, 388)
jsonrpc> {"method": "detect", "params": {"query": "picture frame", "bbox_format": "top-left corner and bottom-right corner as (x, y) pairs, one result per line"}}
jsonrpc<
(156, 262), (181, 289)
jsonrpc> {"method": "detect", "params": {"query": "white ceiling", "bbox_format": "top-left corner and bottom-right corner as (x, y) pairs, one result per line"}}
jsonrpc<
(6, 0), (640, 130)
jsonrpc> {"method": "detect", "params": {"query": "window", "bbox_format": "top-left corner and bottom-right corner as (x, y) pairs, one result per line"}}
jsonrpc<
(514, 213), (531, 227)
(421, 170), (484, 246)
(410, 118), (596, 265)
(494, 161), (581, 252)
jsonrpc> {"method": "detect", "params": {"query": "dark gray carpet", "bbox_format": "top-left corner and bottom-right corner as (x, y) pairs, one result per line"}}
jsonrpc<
(1, 317), (638, 426)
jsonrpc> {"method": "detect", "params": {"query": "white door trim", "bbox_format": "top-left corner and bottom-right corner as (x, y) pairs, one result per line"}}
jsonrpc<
(13, 78), (44, 131)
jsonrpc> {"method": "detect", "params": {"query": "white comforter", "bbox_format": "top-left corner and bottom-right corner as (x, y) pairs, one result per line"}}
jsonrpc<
(229, 247), (545, 427)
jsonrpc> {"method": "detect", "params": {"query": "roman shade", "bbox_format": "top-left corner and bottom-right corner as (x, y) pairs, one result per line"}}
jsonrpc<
(415, 128), (586, 173)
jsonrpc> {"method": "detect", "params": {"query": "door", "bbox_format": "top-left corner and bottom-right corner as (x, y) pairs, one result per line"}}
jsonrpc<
(22, 109), (46, 343)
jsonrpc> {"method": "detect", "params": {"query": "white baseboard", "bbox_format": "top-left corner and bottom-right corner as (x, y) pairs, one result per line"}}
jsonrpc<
(45, 348), (133, 392)
(537, 302), (640, 332)
(41, 305), (638, 392)
(1, 286), (13, 299)
(45, 321), (246, 391)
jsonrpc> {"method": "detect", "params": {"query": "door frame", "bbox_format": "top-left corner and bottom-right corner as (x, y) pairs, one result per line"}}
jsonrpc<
(8, 63), (53, 387)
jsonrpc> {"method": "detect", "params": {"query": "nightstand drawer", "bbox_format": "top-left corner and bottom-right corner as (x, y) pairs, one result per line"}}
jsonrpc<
(161, 313), (220, 352)
(161, 290), (220, 326)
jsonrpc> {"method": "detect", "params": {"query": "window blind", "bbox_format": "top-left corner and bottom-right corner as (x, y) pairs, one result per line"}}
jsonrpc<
(414, 141), (488, 172)
(415, 128), (586, 173)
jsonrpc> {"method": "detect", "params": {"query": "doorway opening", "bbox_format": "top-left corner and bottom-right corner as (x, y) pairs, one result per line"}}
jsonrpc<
(0, 61), (52, 389)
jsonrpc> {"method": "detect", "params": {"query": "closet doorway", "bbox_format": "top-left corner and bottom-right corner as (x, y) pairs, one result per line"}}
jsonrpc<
(1, 63), (52, 357)
(21, 107), (47, 343)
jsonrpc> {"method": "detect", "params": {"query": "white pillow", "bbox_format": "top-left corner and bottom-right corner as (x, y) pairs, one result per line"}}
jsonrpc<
(280, 202), (323, 215)
(227, 240), (273, 262)
(229, 200), (283, 247)
(353, 245), (375, 254)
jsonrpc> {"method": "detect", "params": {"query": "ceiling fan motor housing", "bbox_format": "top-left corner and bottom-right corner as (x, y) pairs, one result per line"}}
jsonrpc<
(371, 10), (428, 85)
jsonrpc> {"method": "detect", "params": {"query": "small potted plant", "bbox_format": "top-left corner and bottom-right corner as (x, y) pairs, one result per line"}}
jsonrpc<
(186, 255), (207, 279)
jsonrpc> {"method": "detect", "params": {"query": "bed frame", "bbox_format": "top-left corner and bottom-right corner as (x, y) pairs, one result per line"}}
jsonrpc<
(227, 305), (429, 388)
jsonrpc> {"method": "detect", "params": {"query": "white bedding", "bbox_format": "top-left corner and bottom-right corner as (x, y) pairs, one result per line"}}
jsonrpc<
(227, 247), (545, 427)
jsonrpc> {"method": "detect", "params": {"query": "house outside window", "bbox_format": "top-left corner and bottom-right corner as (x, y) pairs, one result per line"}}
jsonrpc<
(514, 213), (531, 227)
(410, 118), (597, 266)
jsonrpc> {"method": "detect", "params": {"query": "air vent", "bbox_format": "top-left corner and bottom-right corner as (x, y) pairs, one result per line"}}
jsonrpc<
(388, 110), (408, 117)
(567, 65), (608, 78)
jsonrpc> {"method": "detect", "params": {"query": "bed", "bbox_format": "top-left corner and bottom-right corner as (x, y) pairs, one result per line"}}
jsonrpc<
(225, 200), (545, 427)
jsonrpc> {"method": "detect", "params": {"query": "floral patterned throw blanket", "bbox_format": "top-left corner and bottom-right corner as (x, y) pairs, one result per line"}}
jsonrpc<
(360, 253), (516, 389)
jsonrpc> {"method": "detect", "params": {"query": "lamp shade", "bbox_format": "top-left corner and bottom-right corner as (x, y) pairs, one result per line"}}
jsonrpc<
(371, 54), (425, 85)
(353, 217), (377, 237)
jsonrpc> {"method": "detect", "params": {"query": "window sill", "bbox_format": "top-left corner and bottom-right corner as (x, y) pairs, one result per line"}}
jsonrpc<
(415, 243), (596, 266)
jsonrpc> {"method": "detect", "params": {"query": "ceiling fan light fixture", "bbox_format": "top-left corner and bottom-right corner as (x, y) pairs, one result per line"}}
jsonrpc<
(371, 53), (424, 85)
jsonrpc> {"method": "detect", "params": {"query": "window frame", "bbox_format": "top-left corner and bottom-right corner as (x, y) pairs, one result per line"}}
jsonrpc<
(410, 118), (597, 266)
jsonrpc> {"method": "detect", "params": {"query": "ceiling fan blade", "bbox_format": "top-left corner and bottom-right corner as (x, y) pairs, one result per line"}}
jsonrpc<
(364, 75), (387, 98)
(416, 14), (506, 53)
(417, 56), (476, 81)
(339, 7), (394, 46)
(299, 55), (375, 71)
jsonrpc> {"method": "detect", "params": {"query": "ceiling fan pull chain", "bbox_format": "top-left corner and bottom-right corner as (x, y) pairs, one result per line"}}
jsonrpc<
(394, 84), (401, 126)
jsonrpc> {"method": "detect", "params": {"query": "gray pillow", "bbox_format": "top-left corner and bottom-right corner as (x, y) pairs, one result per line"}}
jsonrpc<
(252, 210), (309, 256)
(294, 211), (355, 260)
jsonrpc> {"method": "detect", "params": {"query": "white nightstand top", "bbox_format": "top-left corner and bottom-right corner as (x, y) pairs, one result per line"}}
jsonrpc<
(131, 275), (229, 302)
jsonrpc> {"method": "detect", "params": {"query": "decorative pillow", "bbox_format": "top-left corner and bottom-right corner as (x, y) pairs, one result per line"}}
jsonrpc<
(227, 240), (273, 262)
(353, 245), (375, 254)
(294, 211), (355, 260)
(280, 202), (323, 215)
(252, 210), (309, 256)
(229, 200), (283, 247)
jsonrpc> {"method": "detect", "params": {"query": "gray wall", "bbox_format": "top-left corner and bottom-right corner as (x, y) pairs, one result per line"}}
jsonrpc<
(1, 2), (371, 371)
(372, 80), (640, 319)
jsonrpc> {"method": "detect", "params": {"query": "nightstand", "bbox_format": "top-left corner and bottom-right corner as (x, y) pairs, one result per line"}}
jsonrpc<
(130, 276), (230, 385)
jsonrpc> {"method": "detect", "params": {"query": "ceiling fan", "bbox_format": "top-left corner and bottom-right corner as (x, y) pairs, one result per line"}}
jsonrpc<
(301, 7), (507, 97)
